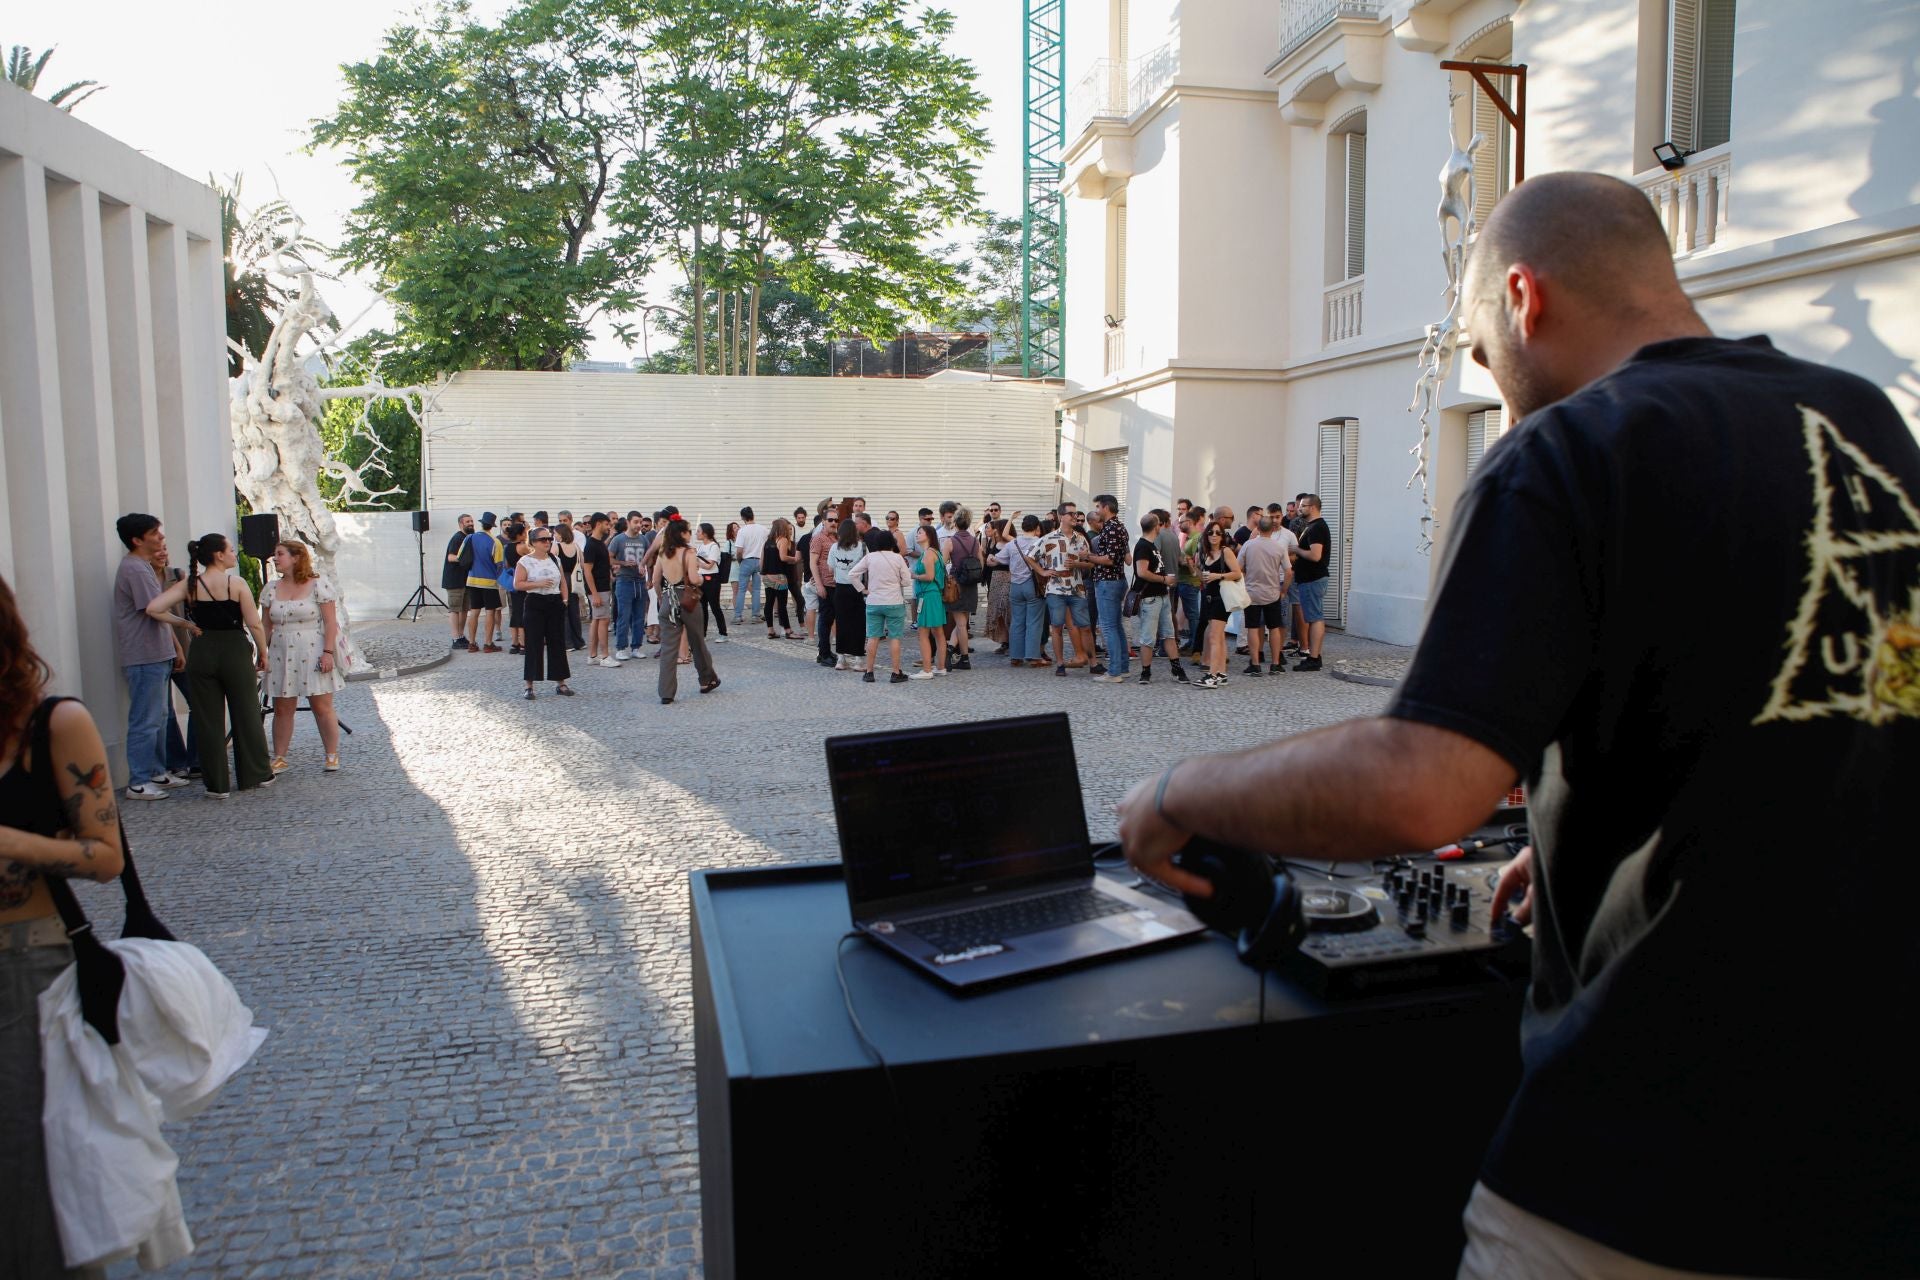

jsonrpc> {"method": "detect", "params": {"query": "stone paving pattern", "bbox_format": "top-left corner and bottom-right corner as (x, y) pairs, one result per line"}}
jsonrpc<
(97, 622), (1407, 1278)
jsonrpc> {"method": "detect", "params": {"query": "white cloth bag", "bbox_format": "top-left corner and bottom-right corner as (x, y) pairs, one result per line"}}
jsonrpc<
(39, 937), (269, 1270)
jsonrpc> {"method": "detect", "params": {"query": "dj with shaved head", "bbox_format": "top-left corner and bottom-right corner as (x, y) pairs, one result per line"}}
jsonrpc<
(1121, 172), (1918, 1277)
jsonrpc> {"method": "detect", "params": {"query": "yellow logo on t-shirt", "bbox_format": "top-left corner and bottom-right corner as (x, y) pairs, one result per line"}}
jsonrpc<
(1756, 406), (1920, 725)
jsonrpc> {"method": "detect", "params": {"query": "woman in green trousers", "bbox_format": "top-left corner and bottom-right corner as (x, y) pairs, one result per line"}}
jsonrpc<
(145, 533), (275, 795)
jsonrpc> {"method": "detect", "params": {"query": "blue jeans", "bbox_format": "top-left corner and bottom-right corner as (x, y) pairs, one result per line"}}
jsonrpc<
(123, 659), (173, 784)
(166, 671), (199, 772)
(615, 577), (647, 651)
(1094, 579), (1130, 675)
(732, 557), (761, 621)
(1176, 583), (1203, 651)
(1009, 575), (1044, 660)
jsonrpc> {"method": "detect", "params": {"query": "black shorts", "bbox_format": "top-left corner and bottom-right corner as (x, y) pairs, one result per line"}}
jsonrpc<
(1247, 600), (1289, 629)
(467, 586), (502, 610)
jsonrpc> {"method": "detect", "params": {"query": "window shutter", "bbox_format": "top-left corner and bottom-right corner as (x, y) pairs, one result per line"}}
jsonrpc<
(1697, 0), (1735, 150)
(1344, 133), (1368, 281)
(1465, 406), (1505, 478)
(1668, 0), (1701, 153)
(1470, 71), (1505, 229)
(1116, 205), (1128, 322)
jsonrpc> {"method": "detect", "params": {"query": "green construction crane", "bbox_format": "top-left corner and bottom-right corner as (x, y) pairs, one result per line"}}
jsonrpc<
(1021, 0), (1065, 380)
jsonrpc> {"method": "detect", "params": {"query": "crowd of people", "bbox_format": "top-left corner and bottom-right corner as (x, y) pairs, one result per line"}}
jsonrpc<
(433, 493), (1335, 692)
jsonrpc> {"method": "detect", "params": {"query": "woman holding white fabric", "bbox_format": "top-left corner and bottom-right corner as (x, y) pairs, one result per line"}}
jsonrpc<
(0, 573), (128, 1278)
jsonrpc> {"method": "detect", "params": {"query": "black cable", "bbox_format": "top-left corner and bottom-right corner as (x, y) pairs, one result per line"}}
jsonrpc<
(835, 931), (904, 1121)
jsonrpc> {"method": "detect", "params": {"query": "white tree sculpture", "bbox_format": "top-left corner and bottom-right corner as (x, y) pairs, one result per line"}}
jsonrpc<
(1407, 95), (1483, 555)
(227, 208), (445, 675)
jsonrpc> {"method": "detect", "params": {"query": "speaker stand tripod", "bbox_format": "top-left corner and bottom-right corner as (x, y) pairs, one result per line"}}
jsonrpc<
(397, 525), (448, 620)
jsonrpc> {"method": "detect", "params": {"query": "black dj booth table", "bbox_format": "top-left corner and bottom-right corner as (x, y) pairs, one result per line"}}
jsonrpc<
(691, 861), (1525, 1279)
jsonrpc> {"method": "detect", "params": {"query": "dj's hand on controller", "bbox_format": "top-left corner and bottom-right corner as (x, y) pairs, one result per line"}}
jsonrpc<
(1490, 845), (1536, 929)
(1115, 771), (1215, 899)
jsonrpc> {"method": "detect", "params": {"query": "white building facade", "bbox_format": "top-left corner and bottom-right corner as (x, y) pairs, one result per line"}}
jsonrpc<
(1, 86), (231, 779)
(1058, 0), (1920, 644)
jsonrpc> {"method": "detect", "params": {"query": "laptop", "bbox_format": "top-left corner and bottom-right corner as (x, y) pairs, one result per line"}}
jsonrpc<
(825, 713), (1206, 989)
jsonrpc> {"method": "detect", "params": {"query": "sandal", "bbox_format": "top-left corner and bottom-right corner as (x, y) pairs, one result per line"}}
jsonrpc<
(323, 754), (340, 772)
(700, 676), (722, 694)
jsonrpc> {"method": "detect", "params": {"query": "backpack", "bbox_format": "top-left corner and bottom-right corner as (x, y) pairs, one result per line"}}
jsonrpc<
(951, 531), (983, 587)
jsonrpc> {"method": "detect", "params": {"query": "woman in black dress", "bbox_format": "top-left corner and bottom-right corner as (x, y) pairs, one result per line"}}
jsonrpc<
(1194, 521), (1244, 690)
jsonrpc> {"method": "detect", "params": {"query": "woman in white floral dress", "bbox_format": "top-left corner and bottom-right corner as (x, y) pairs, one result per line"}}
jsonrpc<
(261, 540), (346, 773)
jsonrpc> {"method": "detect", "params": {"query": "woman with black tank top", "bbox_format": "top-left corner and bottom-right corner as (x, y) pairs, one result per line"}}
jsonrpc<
(0, 573), (131, 1274)
(145, 533), (274, 795)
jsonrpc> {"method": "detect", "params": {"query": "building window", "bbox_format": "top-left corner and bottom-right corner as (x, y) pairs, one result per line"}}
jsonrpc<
(1465, 406), (1506, 478)
(1339, 131), (1366, 282)
(1668, 0), (1735, 154)
(1106, 200), (1127, 324)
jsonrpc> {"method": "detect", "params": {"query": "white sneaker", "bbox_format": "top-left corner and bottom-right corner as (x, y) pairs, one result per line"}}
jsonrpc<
(931, 668), (949, 676)
(908, 670), (934, 680)
(599, 656), (623, 668)
(150, 771), (192, 788)
(615, 648), (631, 660)
(126, 783), (168, 801)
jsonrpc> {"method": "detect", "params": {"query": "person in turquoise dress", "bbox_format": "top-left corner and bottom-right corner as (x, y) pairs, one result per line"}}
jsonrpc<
(910, 524), (949, 677)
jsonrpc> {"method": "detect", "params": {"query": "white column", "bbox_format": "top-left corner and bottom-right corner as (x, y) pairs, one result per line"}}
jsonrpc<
(0, 155), (85, 696)
(184, 233), (233, 536)
(146, 219), (195, 531)
(48, 179), (129, 748)
(101, 200), (165, 514)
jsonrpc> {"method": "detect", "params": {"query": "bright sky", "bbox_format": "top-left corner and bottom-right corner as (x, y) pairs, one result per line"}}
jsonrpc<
(18, 1), (1026, 363)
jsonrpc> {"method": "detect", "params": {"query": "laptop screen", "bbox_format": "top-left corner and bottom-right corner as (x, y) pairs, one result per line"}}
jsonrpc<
(827, 714), (1092, 913)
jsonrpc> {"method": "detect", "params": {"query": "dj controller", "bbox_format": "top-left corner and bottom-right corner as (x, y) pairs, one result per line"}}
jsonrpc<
(1284, 835), (1531, 996)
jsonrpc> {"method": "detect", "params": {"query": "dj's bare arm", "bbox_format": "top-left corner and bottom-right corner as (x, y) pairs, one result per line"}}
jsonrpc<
(1116, 718), (1513, 898)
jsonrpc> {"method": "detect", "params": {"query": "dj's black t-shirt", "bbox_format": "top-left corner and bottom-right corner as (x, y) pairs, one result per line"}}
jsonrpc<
(1294, 517), (1330, 583)
(1386, 337), (1920, 1276)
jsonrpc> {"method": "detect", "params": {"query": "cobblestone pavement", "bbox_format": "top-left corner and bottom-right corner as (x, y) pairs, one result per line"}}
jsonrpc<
(98, 622), (1407, 1279)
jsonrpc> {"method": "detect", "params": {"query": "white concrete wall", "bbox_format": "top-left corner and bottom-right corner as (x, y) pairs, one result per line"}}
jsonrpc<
(424, 372), (1063, 527)
(1062, 0), (1920, 646)
(1, 85), (229, 781)
(329, 512), (457, 627)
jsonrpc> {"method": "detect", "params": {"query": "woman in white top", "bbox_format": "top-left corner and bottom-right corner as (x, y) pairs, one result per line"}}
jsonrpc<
(513, 529), (574, 700)
(847, 530), (915, 683)
(696, 523), (728, 640)
(826, 516), (870, 671)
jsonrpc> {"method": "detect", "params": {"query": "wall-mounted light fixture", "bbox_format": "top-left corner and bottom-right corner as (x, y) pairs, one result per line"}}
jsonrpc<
(1104, 313), (1120, 329)
(1652, 141), (1689, 171)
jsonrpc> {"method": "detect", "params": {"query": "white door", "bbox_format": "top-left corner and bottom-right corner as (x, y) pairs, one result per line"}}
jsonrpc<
(1316, 420), (1359, 628)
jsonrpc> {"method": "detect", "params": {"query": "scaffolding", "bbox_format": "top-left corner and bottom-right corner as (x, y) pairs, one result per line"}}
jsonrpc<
(1021, 0), (1065, 380)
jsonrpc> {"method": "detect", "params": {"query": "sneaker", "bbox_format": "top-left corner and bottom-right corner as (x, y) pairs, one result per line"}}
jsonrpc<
(715, 635), (729, 643)
(817, 655), (837, 668)
(204, 789), (231, 799)
(509, 644), (524, 655)
(908, 671), (933, 680)
(482, 644), (502, 654)
(932, 668), (948, 677)
(181, 767), (204, 781)
(1195, 674), (1221, 690)
(1244, 663), (1263, 677)
(254, 775), (275, 789)
(125, 783), (168, 801)
(615, 648), (631, 660)
(324, 754), (340, 772)
(271, 757), (291, 774)
(863, 670), (876, 683)
(955, 656), (972, 670)
(452, 637), (470, 650)
(1269, 663), (1285, 676)
(1294, 656), (1323, 672)
(1090, 664), (1108, 677)
(1236, 645), (1249, 656)
(889, 671), (909, 684)
(150, 771), (192, 788)
(1170, 664), (1190, 683)
(1055, 664), (1069, 677)
(1137, 669), (1152, 683)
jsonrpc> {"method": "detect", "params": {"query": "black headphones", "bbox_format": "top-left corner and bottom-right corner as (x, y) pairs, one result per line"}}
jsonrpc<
(1173, 838), (1307, 970)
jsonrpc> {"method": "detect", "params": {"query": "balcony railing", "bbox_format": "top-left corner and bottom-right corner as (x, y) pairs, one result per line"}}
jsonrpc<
(1104, 325), (1127, 376)
(1635, 143), (1732, 256)
(1324, 277), (1364, 345)
(1067, 44), (1177, 141)
(1279, 0), (1384, 61)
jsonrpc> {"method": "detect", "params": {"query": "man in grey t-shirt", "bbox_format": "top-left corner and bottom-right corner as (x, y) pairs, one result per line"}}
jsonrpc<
(113, 513), (189, 800)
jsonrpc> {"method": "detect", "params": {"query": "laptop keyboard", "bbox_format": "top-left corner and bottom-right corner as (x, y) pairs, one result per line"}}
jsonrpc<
(910, 887), (1133, 953)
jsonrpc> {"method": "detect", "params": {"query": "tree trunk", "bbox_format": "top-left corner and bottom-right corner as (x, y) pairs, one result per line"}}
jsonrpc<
(691, 227), (706, 376)
(745, 248), (767, 377)
(731, 289), (744, 377)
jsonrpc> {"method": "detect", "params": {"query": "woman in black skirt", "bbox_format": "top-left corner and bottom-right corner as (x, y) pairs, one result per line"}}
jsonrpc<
(826, 509), (869, 671)
(513, 529), (574, 699)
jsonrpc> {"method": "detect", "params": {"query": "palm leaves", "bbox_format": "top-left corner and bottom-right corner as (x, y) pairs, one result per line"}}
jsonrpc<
(216, 175), (335, 376)
(5, 45), (105, 112)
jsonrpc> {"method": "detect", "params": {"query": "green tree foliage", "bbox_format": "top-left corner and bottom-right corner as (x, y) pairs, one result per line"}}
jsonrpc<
(636, 271), (833, 376)
(313, 0), (988, 379)
(937, 215), (1025, 370)
(4, 44), (103, 112)
(315, 347), (423, 512)
(613, 0), (989, 374)
(311, 0), (642, 379)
